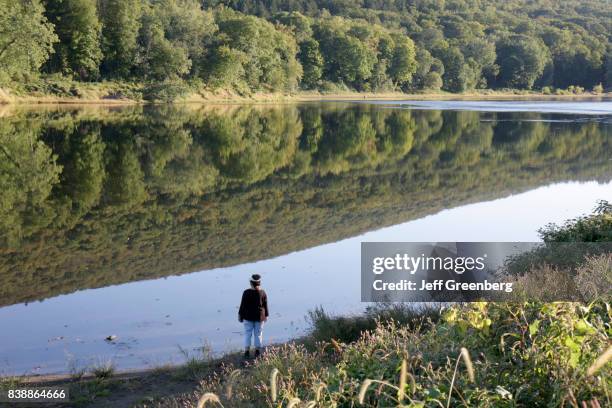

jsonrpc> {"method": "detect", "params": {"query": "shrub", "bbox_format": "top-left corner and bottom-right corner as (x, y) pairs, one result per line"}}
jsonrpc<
(505, 200), (612, 276)
(592, 83), (604, 94)
(539, 200), (611, 243)
(142, 79), (190, 102)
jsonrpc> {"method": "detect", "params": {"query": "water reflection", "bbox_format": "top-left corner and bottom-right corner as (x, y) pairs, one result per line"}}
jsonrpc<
(0, 104), (610, 308)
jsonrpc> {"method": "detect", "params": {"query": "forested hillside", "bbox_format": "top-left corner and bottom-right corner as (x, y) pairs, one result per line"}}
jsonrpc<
(0, 0), (611, 98)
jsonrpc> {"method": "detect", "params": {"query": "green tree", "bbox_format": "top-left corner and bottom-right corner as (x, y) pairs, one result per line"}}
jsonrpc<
(334, 35), (376, 85)
(388, 35), (417, 89)
(0, 0), (57, 85)
(205, 45), (246, 88)
(3, 0), (611, 93)
(98, 0), (142, 78)
(412, 47), (433, 89)
(541, 26), (606, 89)
(298, 39), (324, 89)
(103, 139), (147, 208)
(137, 0), (216, 81)
(274, 11), (313, 43)
(47, 124), (106, 221)
(461, 38), (497, 89)
(206, 10), (302, 92)
(315, 19), (377, 87)
(43, 0), (103, 80)
(606, 52), (612, 91)
(137, 15), (191, 81)
(423, 71), (443, 90)
(436, 46), (468, 92)
(496, 35), (549, 89)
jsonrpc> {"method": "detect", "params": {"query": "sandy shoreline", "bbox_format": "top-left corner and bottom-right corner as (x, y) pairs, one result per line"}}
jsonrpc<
(1, 88), (610, 106)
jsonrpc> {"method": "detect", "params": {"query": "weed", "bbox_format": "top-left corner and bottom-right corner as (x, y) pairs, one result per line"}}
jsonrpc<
(91, 360), (115, 379)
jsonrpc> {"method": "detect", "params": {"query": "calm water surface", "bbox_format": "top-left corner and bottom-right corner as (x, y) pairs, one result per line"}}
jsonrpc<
(0, 101), (610, 375)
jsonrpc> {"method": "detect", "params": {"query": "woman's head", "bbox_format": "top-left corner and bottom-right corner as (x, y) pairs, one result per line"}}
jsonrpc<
(250, 274), (261, 288)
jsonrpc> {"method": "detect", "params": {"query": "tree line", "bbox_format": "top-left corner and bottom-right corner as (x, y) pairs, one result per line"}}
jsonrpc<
(1, 0), (610, 95)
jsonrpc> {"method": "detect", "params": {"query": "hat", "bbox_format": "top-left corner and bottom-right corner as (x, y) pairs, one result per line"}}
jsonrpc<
(250, 274), (261, 285)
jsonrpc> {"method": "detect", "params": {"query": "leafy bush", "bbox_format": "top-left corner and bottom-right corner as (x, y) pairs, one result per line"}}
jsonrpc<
(540, 201), (611, 243)
(592, 83), (604, 94)
(505, 201), (612, 276)
(142, 79), (190, 102)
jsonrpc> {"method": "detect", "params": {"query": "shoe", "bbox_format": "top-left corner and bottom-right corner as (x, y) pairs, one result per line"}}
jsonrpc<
(244, 349), (250, 359)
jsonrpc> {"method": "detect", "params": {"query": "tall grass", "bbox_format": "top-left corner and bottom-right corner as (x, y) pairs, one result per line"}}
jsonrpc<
(186, 298), (610, 407)
(307, 303), (441, 344)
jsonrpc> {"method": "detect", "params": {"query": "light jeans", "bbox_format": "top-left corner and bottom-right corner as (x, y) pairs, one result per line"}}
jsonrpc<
(243, 320), (263, 349)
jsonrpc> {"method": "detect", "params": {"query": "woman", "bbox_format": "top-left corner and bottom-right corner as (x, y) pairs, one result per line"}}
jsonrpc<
(238, 274), (269, 358)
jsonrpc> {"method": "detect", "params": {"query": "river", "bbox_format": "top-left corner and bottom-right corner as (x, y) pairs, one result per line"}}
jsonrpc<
(0, 100), (610, 375)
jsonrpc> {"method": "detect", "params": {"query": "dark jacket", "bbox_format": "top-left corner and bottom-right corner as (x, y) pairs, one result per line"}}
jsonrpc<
(239, 288), (269, 322)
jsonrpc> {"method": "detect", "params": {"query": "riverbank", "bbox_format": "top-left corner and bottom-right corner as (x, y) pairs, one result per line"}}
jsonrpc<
(4, 295), (610, 407)
(0, 82), (609, 105)
(1, 305), (439, 407)
(2, 351), (246, 407)
(3, 203), (609, 407)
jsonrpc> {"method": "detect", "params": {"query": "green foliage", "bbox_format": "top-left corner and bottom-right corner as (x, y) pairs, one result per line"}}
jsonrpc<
(495, 35), (549, 89)
(423, 71), (443, 90)
(204, 8), (302, 92)
(0, 0), (57, 86)
(203, 45), (246, 89)
(0, 119), (61, 244)
(142, 79), (191, 102)
(540, 200), (612, 243)
(43, 0), (103, 80)
(593, 83), (604, 93)
(436, 46), (468, 92)
(98, 0), (142, 78)
(314, 17), (410, 90)
(606, 52), (612, 91)
(503, 202), (611, 280)
(332, 34), (376, 85)
(297, 39), (324, 89)
(200, 0), (610, 93)
(136, 0), (216, 81)
(412, 47), (444, 90)
(3, 0), (611, 93)
(388, 35), (417, 89)
(273, 11), (313, 43)
(541, 24), (607, 89)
